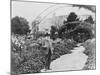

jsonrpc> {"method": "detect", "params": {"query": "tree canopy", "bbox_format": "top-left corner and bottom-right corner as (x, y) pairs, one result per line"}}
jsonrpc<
(84, 16), (94, 24)
(11, 16), (30, 35)
(50, 12), (93, 43)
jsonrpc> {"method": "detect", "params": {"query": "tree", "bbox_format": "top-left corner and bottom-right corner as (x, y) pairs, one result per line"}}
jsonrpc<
(64, 12), (79, 23)
(57, 12), (80, 39)
(63, 12), (80, 30)
(84, 16), (94, 24)
(31, 17), (42, 39)
(50, 26), (58, 40)
(11, 16), (30, 35)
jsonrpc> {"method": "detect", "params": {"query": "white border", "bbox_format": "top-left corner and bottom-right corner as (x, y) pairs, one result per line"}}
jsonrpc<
(0, 0), (99, 75)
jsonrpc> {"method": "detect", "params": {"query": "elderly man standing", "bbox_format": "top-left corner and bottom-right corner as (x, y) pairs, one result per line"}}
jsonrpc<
(40, 36), (54, 70)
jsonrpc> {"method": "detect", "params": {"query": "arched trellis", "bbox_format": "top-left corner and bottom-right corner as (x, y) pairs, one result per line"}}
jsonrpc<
(36, 5), (94, 27)
(31, 4), (72, 38)
(31, 4), (72, 30)
(30, 4), (95, 41)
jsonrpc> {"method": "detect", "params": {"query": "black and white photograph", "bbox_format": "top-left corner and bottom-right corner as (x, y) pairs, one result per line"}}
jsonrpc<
(11, 0), (96, 75)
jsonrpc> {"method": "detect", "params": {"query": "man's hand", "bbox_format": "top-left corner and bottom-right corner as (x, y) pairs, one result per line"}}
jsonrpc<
(51, 47), (54, 54)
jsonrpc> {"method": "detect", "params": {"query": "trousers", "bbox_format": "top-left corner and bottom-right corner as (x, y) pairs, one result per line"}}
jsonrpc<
(45, 48), (52, 70)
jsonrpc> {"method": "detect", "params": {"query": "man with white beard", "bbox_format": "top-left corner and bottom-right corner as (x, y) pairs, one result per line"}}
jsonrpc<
(40, 36), (54, 70)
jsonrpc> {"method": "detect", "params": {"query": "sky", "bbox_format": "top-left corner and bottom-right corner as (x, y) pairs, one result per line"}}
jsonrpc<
(12, 1), (95, 31)
(12, 1), (55, 25)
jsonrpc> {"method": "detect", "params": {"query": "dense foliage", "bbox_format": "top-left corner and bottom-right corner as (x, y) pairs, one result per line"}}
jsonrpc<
(11, 38), (77, 74)
(50, 12), (94, 43)
(11, 16), (30, 35)
(82, 39), (96, 70)
(84, 16), (94, 24)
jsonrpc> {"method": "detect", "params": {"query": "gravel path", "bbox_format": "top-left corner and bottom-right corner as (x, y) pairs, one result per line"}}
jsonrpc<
(41, 45), (88, 72)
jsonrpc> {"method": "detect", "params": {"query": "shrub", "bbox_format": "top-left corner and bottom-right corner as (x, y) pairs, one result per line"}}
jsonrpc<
(11, 37), (77, 74)
(11, 16), (30, 35)
(82, 39), (96, 70)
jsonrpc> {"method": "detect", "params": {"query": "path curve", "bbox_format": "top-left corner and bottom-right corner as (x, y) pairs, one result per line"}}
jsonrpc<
(41, 45), (88, 72)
